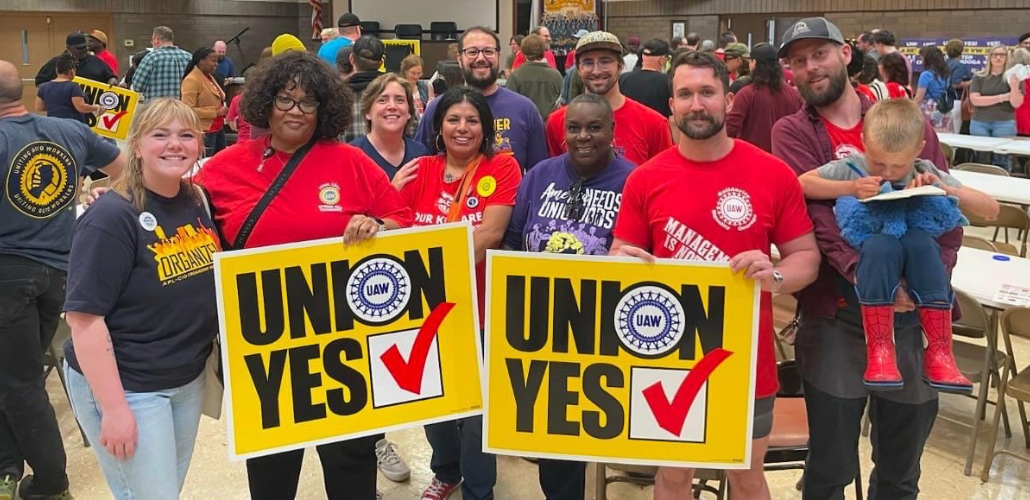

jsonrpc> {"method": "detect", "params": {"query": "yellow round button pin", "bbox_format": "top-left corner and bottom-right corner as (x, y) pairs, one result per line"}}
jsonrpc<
(477, 176), (497, 197)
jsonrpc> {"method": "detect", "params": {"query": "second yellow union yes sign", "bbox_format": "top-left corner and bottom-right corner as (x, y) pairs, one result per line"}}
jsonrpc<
(215, 223), (482, 459)
(484, 252), (760, 468)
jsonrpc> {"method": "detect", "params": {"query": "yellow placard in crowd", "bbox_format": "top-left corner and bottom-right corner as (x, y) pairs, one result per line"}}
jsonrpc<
(72, 77), (139, 140)
(484, 252), (760, 468)
(382, 39), (420, 72)
(215, 223), (483, 460)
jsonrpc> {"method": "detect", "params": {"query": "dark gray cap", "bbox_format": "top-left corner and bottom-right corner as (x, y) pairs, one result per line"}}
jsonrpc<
(778, 17), (845, 58)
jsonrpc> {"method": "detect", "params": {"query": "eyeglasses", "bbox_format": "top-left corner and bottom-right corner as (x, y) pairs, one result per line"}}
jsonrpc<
(461, 47), (499, 59)
(273, 95), (319, 114)
(578, 58), (618, 70)
(565, 180), (584, 220)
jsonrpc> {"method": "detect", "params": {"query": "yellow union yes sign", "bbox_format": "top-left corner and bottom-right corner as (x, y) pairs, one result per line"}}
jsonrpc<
(485, 252), (760, 468)
(215, 223), (482, 459)
(72, 77), (139, 140)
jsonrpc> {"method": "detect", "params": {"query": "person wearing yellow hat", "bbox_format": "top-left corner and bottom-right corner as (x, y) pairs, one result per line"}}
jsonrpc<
(88, 29), (118, 75)
(271, 34), (307, 56)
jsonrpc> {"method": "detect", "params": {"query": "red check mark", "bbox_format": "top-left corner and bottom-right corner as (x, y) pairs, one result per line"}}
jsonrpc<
(641, 348), (733, 437)
(380, 302), (455, 394)
(101, 111), (127, 130)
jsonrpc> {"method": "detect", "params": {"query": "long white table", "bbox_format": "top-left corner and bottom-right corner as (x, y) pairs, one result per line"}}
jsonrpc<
(951, 170), (1030, 205)
(952, 247), (1030, 310)
(937, 133), (1013, 152)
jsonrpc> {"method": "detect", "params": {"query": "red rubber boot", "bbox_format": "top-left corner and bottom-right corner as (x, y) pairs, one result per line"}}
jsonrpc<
(919, 307), (974, 394)
(861, 305), (904, 390)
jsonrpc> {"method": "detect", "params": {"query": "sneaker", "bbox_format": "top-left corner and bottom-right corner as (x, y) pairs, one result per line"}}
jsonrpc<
(420, 478), (461, 500)
(16, 476), (72, 500)
(0, 475), (16, 500)
(375, 438), (410, 482)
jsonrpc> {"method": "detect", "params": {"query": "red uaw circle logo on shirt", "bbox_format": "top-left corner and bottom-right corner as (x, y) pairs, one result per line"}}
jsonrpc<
(712, 187), (756, 231)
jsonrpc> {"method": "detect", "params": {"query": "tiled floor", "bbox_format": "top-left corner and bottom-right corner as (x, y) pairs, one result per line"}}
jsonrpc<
(46, 322), (1030, 499)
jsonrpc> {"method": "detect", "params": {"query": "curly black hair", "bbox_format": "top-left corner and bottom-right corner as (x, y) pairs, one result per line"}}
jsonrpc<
(241, 50), (354, 140)
(430, 86), (495, 157)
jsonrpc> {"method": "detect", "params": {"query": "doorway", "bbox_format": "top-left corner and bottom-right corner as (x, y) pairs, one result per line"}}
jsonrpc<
(0, 12), (114, 108)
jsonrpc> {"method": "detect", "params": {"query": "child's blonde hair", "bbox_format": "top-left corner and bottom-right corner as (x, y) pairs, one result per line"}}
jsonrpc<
(862, 99), (925, 153)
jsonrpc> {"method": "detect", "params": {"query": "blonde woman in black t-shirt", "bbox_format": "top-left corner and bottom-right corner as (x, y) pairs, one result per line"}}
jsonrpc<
(64, 98), (220, 499)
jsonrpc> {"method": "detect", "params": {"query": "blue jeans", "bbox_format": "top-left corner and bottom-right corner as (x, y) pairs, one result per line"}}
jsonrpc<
(970, 118), (1016, 170)
(855, 230), (952, 309)
(65, 364), (205, 499)
(425, 415), (495, 499)
(204, 129), (226, 157)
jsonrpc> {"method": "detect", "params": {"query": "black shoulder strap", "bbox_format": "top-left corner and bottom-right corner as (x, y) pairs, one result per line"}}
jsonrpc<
(231, 138), (316, 250)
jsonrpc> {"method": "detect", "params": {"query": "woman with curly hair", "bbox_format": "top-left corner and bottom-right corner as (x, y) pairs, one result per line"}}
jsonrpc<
(194, 50), (413, 500)
(878, 52), (912, 99)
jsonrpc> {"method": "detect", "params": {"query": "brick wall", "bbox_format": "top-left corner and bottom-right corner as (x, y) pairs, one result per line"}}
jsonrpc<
(827, 9), (1030, 39)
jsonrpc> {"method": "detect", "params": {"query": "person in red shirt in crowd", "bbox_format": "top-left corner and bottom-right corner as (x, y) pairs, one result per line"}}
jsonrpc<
(194, 50), (412, 500)
(610, 50), (820, 500)
(400, 86), (522, 500)
(512, 26), (557, 70)
(727, 42), (803, 152)
(546, 31), (673, 166)
(878, 52), (913, 99)
(771, 17), (957, 498)
(88, 30), (118, 75)
(225, 94), (252, 144)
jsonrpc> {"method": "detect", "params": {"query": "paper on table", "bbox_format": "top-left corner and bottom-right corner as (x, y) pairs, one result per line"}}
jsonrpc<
(994, 284), (1030, 307)
(859, 185), (946, 203)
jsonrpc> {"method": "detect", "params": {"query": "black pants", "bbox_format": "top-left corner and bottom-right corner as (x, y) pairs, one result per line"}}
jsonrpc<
(803, 381), (938, 500)
(538, 459), (585, 500)
(204, 128), (226, 157)
(0, 256), (69, 493)
(245, 433), (380, 500)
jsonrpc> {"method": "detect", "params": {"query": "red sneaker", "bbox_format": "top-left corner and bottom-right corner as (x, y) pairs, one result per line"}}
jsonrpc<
(421, 478), (461, 500)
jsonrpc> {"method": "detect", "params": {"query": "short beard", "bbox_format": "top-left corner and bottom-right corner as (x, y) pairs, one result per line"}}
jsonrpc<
(676, 112), (724, 140)
(797, 67), (849, 107)
(462, 64), (499, 90)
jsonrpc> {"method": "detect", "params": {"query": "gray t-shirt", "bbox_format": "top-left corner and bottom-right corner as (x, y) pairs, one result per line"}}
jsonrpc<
(970, 74), (1016, 122)
(0, 114), (119, 270)
(817, 153), (962, 190)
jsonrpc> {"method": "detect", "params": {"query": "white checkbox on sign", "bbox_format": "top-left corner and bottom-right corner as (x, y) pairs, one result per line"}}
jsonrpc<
(367, 328), (444, 408)
(628, 366), (709, 443)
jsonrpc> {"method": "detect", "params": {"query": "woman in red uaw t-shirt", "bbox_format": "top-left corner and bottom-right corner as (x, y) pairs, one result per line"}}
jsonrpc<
(399, 86), (521, 500)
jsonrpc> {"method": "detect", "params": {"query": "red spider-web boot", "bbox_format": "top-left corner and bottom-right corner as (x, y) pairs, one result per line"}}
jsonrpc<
(919, 307), (974, 394)
(861, 305), (904, 390)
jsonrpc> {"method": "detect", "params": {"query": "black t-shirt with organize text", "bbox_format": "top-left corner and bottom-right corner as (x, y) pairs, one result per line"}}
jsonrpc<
(64, 188), (220, 392)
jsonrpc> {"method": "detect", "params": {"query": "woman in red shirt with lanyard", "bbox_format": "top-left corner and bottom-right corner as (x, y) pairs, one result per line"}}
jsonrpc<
(399, 86), (522, 500)
(195, 50), (413, 500)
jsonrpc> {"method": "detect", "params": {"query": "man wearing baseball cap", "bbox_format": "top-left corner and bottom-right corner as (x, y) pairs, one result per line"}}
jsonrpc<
(35, 32), (117, 86)
(771, 17), (953, 498)
(88, 30), (118, 75)
(317, 13), (362, 66)
(618, 38), (672, 117)
(545, 31), (672, 166)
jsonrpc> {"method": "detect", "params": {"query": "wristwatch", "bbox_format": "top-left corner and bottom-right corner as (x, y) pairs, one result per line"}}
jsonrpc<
(771, 269), (784, 291)
(370, 216), (387, 233)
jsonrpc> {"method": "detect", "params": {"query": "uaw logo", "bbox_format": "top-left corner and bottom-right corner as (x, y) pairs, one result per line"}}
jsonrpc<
(5, 141), (76, 219)
(615, 284), (685, 356)
(712, 187), (756, 231)
(792, 21), (810, 37)
(318, 182), (342, 212)
(346, 257), (412, 324)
